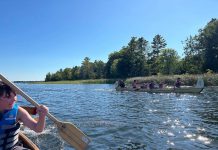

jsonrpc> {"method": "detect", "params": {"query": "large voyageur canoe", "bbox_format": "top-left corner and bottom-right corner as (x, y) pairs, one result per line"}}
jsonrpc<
(116, 86), (204, 93)
(116, 78), (204, 94)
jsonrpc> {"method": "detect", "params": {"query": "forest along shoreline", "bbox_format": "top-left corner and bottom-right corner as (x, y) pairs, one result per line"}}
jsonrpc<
(15, 74), (218, 86)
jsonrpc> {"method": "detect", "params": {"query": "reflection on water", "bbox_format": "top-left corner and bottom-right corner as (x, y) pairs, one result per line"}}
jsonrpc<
(17, 84), (218, 150)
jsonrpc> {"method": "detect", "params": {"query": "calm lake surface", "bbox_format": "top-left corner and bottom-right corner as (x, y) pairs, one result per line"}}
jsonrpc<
(16, 83), (218, 150)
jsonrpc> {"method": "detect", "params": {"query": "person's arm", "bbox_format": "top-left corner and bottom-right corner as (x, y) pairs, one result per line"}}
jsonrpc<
(17, 105), (48, 133)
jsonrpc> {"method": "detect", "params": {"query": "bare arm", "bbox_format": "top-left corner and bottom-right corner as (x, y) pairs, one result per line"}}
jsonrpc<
(17, 105), (49, 133)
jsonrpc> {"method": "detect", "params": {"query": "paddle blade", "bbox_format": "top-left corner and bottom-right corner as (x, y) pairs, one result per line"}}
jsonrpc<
(57, 122), (91, 150)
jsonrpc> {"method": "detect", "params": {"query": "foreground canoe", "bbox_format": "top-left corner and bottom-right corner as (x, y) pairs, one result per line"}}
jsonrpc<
(19, 132), (39, 150)
(116, 86), (204, 93)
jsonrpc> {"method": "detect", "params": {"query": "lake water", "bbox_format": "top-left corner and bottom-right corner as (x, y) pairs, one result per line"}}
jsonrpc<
(16, 84), (218, 150)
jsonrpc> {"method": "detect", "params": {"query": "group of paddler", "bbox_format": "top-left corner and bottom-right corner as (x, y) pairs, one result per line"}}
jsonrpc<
(117, 77), (183, 90)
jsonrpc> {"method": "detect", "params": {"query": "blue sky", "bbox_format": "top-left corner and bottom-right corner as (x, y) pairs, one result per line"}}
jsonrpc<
(0, 0), (217, 81)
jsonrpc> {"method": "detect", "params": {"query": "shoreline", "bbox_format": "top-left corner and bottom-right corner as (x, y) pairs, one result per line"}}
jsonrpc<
(14, 74), (218, 86)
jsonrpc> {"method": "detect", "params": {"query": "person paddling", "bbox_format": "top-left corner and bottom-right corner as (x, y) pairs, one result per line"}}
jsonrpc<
(174, 77), (182, 88)
(118, 80), (125, 88)
(149, 81), (155, 89)
(0, 81), (48, 150)
(132, 80), (138, 88)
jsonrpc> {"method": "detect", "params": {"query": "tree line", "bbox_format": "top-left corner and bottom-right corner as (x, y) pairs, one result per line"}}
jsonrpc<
(45, 18), (218, 81)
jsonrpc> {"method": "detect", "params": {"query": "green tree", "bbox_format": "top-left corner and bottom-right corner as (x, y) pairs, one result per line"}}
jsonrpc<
(198, 18), (218, 72)
(151, 34), (167, 58)
(183, 18), (218, 73)
(62, 68), (72, 80)
(149, 34), (167, 75)
(124, 37), (149, 77)
(45, 72), (51, 81)
(183, 35), (203, 74)
(80, 57), (94, 79)
(105, 51), (122, 78)
(105, 37), (149, 78)
(50, 69), (63, 81)
(71, 66), (80, 80)
(157, 48), (180, 75)
(110, 59), (120, 78)
(93, 60), (105, 79)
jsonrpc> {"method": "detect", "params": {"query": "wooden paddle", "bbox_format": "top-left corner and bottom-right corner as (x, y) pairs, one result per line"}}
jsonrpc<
(0, 74), (91, 150)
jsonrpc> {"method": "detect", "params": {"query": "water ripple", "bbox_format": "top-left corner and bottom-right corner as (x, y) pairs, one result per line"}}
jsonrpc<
(16, 84), (218, 150)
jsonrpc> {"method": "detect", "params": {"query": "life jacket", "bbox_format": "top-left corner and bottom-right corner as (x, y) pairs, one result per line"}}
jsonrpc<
(175, 81), (181, 88)
(149, 82), (155, 89)
(0, 104), (20, 150)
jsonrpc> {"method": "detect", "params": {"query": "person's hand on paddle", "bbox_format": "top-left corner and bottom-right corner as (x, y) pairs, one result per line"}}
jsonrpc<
(30, 105), (49, 132)
(37, 105), (49, 117)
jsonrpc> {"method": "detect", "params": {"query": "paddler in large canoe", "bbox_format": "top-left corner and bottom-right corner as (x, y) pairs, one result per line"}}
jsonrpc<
(116, 78), (204, 93)
(0, 81), (48, 150)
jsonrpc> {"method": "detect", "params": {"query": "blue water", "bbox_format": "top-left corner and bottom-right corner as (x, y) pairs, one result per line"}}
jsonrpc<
(16, 84), (218, 150)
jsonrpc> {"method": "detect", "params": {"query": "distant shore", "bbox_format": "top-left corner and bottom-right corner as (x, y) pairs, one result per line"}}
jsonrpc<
(124, 74), (218, 86)
(15, 79), (117, 84)
(15, 74), (218, 86)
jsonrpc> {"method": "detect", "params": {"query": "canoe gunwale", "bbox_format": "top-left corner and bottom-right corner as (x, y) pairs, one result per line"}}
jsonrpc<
(19, 132), (39, 150)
